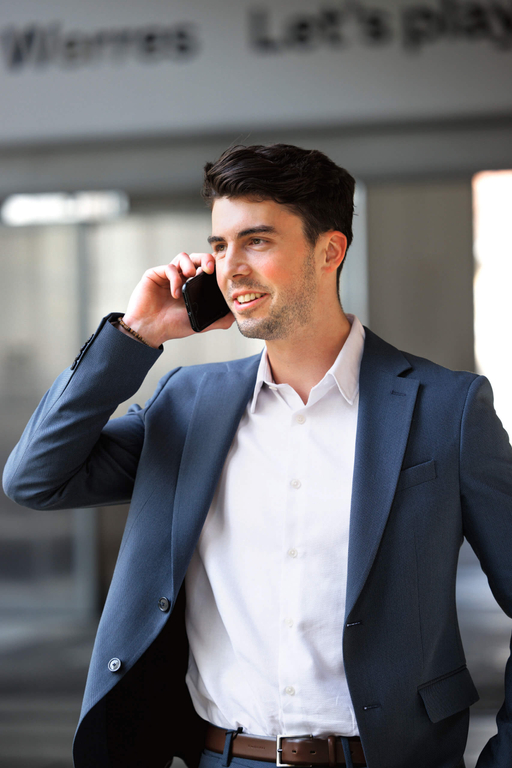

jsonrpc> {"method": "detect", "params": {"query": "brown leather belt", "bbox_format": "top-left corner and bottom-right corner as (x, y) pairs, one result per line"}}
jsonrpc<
(205, 725), (366, 767)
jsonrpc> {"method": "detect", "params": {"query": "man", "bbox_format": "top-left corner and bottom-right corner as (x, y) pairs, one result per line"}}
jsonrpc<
(3, 144), (512, 768)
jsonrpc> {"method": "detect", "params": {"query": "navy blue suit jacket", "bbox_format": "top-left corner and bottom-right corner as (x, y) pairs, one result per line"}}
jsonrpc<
(4, 314), (512, 768)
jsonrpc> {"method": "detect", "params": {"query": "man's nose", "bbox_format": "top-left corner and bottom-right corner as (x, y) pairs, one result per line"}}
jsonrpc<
(223, 244), (251, 278)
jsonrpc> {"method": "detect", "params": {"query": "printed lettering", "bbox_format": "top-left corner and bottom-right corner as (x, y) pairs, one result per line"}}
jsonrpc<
(489, 2), (512, 48)
(402, 6), (444, 49)
(249, 10), (281, 52)
(357, 7), (394, 44)
(1, 24), (60, 69)
(402, 0), (512, 51)
(0, 21), (200, 71)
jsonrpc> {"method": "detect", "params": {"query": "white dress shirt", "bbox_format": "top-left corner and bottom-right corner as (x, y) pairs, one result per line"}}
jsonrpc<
(185, 315), (365, 737)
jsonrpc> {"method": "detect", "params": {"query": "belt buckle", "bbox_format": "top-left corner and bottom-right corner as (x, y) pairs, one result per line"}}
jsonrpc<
(276, 733), (314, 768)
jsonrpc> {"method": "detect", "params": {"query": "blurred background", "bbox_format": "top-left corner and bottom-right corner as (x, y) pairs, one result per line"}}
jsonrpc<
(0, 1), (511, 766)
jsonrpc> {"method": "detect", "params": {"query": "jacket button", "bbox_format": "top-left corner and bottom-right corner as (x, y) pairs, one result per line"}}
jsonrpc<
(108, 658), (122, 672)
(158, 597), (170, 612)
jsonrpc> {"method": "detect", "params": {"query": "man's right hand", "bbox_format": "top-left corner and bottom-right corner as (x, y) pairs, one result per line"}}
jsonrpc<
(120, 252), (234, 348)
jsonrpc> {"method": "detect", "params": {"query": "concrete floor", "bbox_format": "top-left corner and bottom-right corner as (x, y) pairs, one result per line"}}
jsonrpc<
(0, 542), (509, 768)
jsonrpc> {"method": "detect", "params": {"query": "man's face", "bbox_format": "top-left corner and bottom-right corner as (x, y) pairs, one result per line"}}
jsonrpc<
(210, 196), (319, 341)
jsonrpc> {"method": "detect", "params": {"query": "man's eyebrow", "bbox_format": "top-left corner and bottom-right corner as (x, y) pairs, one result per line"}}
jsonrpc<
(207, 225), (277, 245)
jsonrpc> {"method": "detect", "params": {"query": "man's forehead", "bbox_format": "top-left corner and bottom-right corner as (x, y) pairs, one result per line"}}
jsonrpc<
(210, 196), (301, 236)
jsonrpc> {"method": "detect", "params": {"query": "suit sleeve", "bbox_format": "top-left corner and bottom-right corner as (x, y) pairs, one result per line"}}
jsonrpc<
(2, 314), (170, 511)
(459, 376), (512, 768)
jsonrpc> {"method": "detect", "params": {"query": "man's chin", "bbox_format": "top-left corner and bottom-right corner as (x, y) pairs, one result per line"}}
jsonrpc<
(235, 319), (265, 340)
(235, 317), (280, 341)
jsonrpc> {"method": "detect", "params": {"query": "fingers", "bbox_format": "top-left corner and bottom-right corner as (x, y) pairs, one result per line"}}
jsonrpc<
(140, 252), (216, 301)
(166, 263), (184, 299)
(167, 252), (215, 299)
(195, 252), (216, 274)
(172, 252), (215, 275)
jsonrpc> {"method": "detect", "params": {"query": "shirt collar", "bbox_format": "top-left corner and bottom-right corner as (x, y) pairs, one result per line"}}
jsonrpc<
(249, 314), (366, 413)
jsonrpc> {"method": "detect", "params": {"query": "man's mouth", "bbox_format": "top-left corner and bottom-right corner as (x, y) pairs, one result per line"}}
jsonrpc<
(236, 292), (265, 305)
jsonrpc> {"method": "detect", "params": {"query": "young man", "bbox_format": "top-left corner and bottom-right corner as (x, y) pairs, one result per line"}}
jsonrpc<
(3, 145), (512, 768)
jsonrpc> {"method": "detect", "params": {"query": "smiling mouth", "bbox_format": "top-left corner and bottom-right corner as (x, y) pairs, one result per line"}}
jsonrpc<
(235, 292), (265, 305)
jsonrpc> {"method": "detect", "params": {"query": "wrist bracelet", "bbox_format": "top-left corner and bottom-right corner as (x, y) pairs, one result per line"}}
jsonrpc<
(117, 317), (151, 346)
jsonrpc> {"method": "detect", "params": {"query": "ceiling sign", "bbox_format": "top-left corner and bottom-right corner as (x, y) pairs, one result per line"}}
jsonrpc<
(0, 0), (511, 145)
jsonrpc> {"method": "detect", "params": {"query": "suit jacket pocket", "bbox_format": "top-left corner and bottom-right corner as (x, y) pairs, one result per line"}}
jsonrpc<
(396, 459), (436, 492)
(418, 665), (479, 723)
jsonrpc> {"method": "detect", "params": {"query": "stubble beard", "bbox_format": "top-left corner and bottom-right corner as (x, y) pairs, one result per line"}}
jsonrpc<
(234, 250), (317, 341)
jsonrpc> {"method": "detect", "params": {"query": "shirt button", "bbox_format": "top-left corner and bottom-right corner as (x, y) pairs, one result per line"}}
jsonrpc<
(295, 414), (306, 424)
(285, 617), (294, 628)
(290, 479), (301, 489)
(288, 548), (298, 558)
(285, 686), (296, 696)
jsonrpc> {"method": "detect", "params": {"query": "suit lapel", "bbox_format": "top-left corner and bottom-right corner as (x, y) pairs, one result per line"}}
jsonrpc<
(170, 356), (259, 590)
(345, 330), (419, 619)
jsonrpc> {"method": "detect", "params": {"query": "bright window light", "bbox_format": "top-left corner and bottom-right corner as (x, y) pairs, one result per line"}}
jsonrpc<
(1, 191), (129, 226)
(473, 170), (512, 439)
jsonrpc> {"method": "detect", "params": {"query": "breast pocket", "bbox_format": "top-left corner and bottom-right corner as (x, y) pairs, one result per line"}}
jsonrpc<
(396, 459), (436, 492)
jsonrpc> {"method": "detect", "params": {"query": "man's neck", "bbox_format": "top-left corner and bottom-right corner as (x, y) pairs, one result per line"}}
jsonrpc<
(265, 309), (352, 404)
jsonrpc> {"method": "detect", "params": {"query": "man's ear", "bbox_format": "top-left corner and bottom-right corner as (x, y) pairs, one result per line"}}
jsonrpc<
(322, 231), (347, 274)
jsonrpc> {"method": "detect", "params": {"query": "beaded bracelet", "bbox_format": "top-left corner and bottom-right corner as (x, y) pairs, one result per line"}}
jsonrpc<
(117, 317), (151, 346)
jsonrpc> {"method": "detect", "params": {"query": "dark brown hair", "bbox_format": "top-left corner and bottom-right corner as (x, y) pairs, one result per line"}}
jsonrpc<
(202, 143), (356, 284)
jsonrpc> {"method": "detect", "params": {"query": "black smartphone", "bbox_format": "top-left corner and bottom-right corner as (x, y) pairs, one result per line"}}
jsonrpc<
(182, 269), (231, 332)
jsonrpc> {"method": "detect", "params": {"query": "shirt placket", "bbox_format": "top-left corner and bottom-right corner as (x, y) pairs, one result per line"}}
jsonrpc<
(277, 398), (309, 732)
